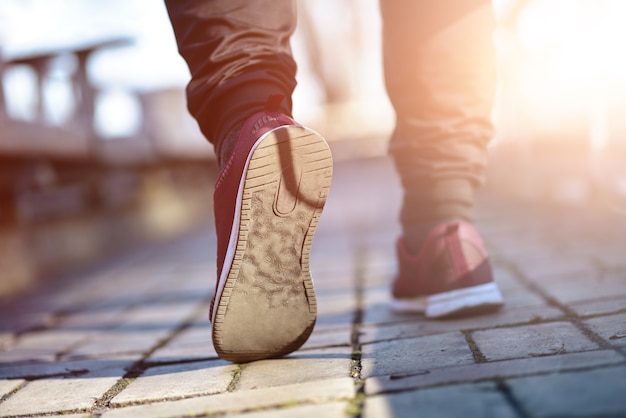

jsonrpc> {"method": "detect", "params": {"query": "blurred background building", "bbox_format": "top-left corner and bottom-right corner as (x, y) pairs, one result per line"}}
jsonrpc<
(1, 0), (625, 296)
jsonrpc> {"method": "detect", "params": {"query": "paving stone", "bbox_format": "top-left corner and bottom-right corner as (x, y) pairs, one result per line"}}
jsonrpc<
(310, 248), (357, 293)
(114, 302), (200, 333)
(474, 209), (528, 234)
(63, 331), (172, 360)
(300, 326), (351, 350)
(486, 236), (551, 261)
(148, 322), (218, 362)
(496, 248), (556, 267)
(507, 365), (626, 417)
(349, 244), (398, 289)
(145, 266), (214, 297)
(568, 242), (626, 270)
(237, 347), (352, 390)
(361, 332), (474, 379)
(583, 312), (626, 348)
(111, 359), (236, 405)
(472, 321), (600, 361)
(311, 274), (355, 293)
(365, 349), (624, 395)
(0, 378), (24, 397)
(57, 301), (206, 361)
(102, 377), (355, 418)
(0, 362), (128, 416)
(131, 278), (211, 305)
(314, 291), (356, 328)
(56, 305), (128, 332)
(324, 157), (401, 222)
(525, 270), (626, 305)
(513, 254), (597, 281)
(491, 266), (546, 308)
(0, 357), (134, 380)
(310, 233), (352, 262)
(0, 330), (89, 363)
(224, 401), (349, 418)
(364, 382), (517, 418)
(45, 266), (166, 313)
(4, 157), (626, 417)
(360, 285), (408, 325)
(592, 247), (626, 270)
(570, 295), (626, 316)
(359, 304), (563, 345)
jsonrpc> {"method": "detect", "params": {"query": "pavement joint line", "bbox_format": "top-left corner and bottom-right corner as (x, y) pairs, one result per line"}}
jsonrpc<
(357, 315), (575, 348)
(60, 351), (145, 362)
(1, 408), (91, 418)
(0, 367), (91, 382)
(572, 306), (626, 319)
(0, 380), (29, 410)
(568, 316), (626, 360)
(54, 337), (92, 361)
(101, 390), (229, 410)
(141, 356), (221, 368)
(462, 330), (488, 364)
(8, 321), (53, 341)
(505, 259), (626, 359)
(494, 378), (531, 418)
(101, 387), (348, 416)
(221, 398), (347, 417)
(298, 342), (352, 351)
(90, 294), (212, 417)
(107, 392), (345, 418)
(346, 245), (366, 418)
(3, 266), (156, 341)
(463, 328), (536, 414)
(225, 364), (246, 392)
(3, 293), (165, 357)
(368, 355), (626, 397)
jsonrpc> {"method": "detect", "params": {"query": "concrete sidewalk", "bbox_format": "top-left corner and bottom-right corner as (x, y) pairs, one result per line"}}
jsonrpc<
(1, 156), (626, 418)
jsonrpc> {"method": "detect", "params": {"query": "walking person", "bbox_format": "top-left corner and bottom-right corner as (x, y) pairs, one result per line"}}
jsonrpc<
(165, 0), (504, 363)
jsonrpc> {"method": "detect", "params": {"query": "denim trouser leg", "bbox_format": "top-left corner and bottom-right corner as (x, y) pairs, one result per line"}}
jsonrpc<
(164, 0), (298, 155)
(166, 0), (496, 232)
(380, 0), (497, 229)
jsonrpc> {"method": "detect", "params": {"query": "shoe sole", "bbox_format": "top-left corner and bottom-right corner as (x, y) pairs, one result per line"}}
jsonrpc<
(390, 282), (504, 319)
(212, 126), (333, 362)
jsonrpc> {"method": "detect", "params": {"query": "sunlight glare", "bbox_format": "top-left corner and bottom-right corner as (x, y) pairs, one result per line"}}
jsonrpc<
(508, 0), (626, 146)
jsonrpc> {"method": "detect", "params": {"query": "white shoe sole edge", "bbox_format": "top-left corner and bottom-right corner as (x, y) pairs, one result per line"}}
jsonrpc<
(211, 127), (274, 325)
(390, 282), (504, 319)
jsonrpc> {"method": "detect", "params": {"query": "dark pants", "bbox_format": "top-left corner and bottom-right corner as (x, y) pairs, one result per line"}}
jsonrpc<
(165, 0), (496, 232)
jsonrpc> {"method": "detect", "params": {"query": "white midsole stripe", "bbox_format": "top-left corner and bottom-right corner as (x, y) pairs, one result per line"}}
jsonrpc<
(390, 282), (503, 318)
(211, 126), (287, 324)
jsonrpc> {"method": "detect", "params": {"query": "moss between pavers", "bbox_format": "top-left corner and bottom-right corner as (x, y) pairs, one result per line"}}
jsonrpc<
(226, 364), (246, 392)
(463, 330), (488, 364)
(93, 376), (135, 411)
(345, 387), (365, 418)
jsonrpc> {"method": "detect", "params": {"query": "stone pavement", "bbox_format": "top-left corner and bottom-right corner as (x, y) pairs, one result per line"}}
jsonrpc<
(1, 156), (626, 418)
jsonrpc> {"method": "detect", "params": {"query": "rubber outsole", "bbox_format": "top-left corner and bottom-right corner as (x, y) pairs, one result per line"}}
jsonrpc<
(212, 126), (333, 363)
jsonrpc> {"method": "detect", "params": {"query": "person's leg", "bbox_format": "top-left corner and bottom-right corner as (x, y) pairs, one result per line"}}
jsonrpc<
(380, 0), (503, 317)
(165, 0), (333, 362)
(165, 0), (298, 166)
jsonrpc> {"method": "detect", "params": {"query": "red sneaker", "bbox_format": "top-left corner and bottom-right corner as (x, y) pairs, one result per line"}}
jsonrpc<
(391, 221), (503, 318)
(210, 95), (333, 362)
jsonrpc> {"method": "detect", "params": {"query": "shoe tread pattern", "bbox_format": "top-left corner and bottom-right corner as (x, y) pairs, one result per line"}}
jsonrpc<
(213, 127), (332, 362)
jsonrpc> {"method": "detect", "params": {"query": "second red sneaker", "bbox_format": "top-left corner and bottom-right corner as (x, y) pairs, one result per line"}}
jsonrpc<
(211, 95), (333, 362)
(391, 221), (503, 318)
